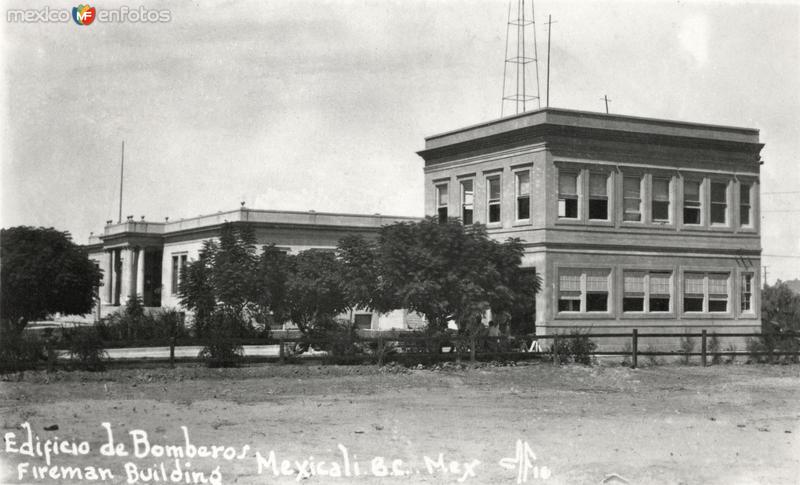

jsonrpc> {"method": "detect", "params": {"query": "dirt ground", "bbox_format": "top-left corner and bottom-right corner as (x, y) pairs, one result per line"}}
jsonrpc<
(0, 361), (798, 485)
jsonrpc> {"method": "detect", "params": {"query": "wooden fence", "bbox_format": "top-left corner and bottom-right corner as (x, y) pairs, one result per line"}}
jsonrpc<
(26, 329), (799, 370)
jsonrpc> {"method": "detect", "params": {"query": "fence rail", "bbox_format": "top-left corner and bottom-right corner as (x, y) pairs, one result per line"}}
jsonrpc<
(16, 328), (798, 370)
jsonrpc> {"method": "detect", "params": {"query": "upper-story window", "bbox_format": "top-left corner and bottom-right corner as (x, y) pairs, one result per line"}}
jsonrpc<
(651, 177), (671, 223)
(623, 175), (642, 222)
(516, 171), (531, 220)
(683, 179), (702, 225)
(740, 183), (752, 227)
(487, 176), (501, 223)
(436, 184), (448, 224)
(710, 181), (728, 225)
(588, 173), (609, 221)
(460, 179), (474, 225)
(558, 171), (579, 219)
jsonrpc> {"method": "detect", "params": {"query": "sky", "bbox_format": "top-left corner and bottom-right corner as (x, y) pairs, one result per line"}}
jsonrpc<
(1, 0), (799, 281)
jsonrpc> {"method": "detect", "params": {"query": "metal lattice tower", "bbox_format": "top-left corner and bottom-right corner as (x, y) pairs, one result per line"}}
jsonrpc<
(500, 0), (541, 117)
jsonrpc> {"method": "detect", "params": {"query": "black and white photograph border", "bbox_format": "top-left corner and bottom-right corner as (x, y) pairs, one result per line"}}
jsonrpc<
(1, 1), (799, 484)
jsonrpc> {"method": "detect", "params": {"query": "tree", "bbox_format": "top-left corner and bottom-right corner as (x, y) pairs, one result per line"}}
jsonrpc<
(761, 281), (800, 332)
(0, 226), (102, 332)
(339, 217), (541, 335)
(285, 249), (351, 334)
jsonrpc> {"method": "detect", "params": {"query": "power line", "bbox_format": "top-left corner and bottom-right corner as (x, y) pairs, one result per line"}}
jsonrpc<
(762, 254), (800, 259)
(762, 191), (800, 195)
(761, 210), (800, 213)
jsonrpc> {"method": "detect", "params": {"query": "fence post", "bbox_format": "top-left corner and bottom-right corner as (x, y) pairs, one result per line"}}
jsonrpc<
(279, 338), (285, 364)
(632, 329), (638, 369)
(553, 335), (559, 365)
(701, 330), (707, 367)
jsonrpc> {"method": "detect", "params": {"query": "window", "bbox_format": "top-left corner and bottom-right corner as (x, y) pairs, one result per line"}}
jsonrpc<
(740, 183), (752, 227)
(487, 176), (501, 223)
(741, 273), (753, 313)
(461, 179), (474, 225)
(684, 272), (729, 313)
(683, 180), (702, 225)
(624, 271), (672, 313)
(652, 177), (671, 222)
(710, 181), (728, 225)
(354, 314), (373, 329)
(588, 173), (609, 220)
(558, 171), (578, 219)
(171, 254), (188, 294)
(516, 171), (531, 220)
(558, 269), (610, 313)
(436, 184), (448, 223)
(623, 176), (642, 222)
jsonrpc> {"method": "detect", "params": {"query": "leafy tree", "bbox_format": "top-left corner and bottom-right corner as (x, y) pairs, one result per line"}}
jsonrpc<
(0, 226), (102, 332)
(253, 244), (294, 327)
(761, 280), (800, 332)
(340, 217), (541, 335)
(285, 249), (351, 334)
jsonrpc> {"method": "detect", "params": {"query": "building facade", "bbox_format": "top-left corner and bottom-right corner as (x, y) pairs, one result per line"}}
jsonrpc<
(85, 208), (422, 330)
(418, 108), (762, 343)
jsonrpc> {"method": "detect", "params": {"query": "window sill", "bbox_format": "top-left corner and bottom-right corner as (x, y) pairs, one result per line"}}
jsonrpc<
(512, 220), (532, 227)
(681, 312), (734, 319)
(620, 312), (676, 319)
(554, 312), (614, 320)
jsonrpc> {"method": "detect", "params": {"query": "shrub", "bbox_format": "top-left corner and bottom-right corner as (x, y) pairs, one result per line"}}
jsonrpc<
(724, 344), (737, 364)
(98, 300), (188, 343)
(679, 334), (695, 365)
(645, 345), (660, 366)
(746, 337), (768, 364)
(197, 310), (246, 368)
(63, 326), (107, 371)
(550, 331), (597, 365)
(709, 333), (722, 365)
(0, 323), (46, 373)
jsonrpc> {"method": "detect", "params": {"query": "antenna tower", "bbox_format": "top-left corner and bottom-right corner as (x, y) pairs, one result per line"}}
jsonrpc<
(500, 0), (541, 117)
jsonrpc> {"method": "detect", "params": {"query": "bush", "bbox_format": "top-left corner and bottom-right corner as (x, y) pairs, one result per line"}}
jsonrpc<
(709, 333), (722, 365)
(724, 344), (737, 364)
(645, 345), (660, 366)
(0, 323), (46, 372)
(63, 327), (107, 371)
(197, 310), (246, 368)
(746, 337), (768, 363)
(98, 300), (188, 343)
(550, 331), (597, 365)
(679, 335), (695, 365)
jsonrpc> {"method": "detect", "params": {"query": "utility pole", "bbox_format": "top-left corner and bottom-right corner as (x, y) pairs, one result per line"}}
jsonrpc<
(545, 15), (556, 107)
(601, 94), (612, 113)
(118, 140), (125, 224)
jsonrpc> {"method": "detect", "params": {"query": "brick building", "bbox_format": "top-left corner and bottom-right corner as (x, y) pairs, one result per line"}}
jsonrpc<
(418, 108), (762, 341)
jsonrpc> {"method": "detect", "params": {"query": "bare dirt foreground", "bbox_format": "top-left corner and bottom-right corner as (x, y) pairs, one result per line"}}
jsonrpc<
(0, 362), (798, 485)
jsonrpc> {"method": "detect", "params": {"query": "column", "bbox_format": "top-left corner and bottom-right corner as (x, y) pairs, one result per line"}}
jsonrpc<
(104, 250), (114, 304)
(136, 247), (146, 302)
(121, 247), (136, 304)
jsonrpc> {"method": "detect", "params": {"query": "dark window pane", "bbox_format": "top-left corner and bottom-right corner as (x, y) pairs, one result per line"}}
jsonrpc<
(589, 199), (608, 220)
(354, 314), (372, 329)
(489, 204), (501, 223)
(683, 208), (700, 225)
(708, 299), (728, 313)
(586, 292), (608, 311)
(437, 207), (448, 224)
(710, 204), (726, 224)
(623, 297), (644, 312)
(684, 297), (703, 312)
(561, 198), (578, 218)
(517, 197), (530, 220)
(649, 297), (670, 312)
(740, 207), (750, 226)
(558, 299), (580, 312)
(653, 201), (670, 221)
(462, 208), (473, 225)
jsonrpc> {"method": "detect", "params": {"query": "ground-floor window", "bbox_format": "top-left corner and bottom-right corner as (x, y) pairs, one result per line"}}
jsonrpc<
(683, 272), (730, 313)
(558, 268), (610, 313)
(171, 253), (188, 294)
(741, 273), (754, 313)
(623, 271), (672, 313)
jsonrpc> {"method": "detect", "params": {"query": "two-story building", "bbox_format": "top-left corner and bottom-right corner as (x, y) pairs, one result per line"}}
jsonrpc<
(418, 108), (762, 344)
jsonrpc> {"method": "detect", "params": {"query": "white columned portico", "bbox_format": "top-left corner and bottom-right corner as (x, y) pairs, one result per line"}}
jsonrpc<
(136, 247), (146, 300)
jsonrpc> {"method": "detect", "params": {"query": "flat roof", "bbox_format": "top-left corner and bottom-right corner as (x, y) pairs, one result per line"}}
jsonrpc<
(423, 107), (760, 151)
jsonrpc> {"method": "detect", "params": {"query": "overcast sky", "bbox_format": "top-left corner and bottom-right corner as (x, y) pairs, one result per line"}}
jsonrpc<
(1, 0), (798, 281)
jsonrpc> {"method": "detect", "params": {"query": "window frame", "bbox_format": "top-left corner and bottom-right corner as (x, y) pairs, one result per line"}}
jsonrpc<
(557, 169), (580, 220)
(682, 271), (731, 314)
(740, 272), (754, 314)
(460, 178), (474, 225)
(557, 268), (612, 315)
(486, 174), (502, 224)
(650, 175), (672, 224)
(171, 253), (188, 295)
(709, 179), (729, 226)
(682, 178), (704, 226)
(622, 174), (643, 223)
(435, 183), (449, 224)
(515, 169), (531, 222)
(739, 182), (753, 228)
(588, 172), (610, 221)
(622, 270), (673, 314)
